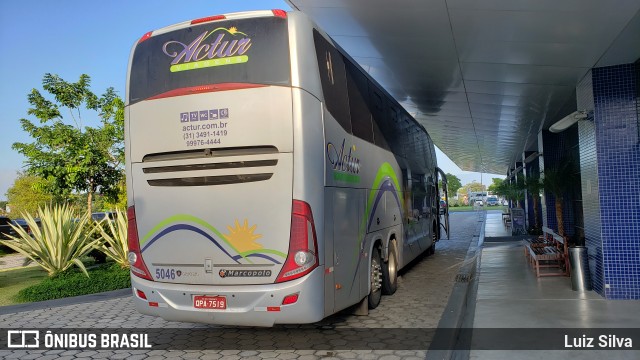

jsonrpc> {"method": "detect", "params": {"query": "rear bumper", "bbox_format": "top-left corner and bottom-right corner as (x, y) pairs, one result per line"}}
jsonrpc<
(130, 266), (325, 327)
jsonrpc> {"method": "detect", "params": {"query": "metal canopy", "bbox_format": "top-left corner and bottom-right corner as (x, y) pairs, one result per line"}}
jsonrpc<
(286, 0), (640, 174)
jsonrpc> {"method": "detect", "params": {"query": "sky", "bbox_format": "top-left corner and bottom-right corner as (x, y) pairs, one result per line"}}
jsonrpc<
(0, 0), (502, 201)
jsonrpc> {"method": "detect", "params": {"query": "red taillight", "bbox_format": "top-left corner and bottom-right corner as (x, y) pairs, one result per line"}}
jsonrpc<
(191, 15), (226, 25)
(276, 200), (319, 283)
(136, 289), (147, 300)
(272, 9), (287, 18)
(127, 206), (153, 281)
(282, 293), (299, 305)
(138, 31), (152, 44)
(146, 83), (267, 101)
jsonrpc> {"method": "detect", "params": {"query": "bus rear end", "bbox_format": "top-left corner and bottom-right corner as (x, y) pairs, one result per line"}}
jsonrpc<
(125, 10), (323, 326)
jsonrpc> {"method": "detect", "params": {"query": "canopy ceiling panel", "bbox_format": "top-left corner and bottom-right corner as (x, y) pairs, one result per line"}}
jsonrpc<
(286, 0), (640, 174)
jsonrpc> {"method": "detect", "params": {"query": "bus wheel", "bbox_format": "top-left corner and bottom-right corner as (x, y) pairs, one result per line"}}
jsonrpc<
(382, 241), (398, 295)
(429, 224), (437, 255)
(368, 248), (383, 309)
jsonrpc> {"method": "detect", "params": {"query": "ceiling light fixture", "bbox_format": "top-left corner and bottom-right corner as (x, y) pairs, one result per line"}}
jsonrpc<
(549, 110), (592, 133)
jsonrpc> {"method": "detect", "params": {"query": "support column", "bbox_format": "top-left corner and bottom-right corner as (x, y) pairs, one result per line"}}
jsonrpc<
(582, 63), (640, 299)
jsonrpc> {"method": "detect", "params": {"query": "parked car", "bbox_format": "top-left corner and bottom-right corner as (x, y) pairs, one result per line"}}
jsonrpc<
(439, 200), (447, 214)
(91, 212), (116, 222)
(0, 216), (30, 240)
(474, 199), (484, 206)
(486, 197), (499, 206)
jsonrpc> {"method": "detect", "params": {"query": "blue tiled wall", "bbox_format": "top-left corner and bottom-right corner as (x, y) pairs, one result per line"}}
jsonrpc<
(592, 63), (640, 299)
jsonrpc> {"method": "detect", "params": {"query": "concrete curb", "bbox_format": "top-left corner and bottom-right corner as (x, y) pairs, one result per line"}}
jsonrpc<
(427, 211), (485, 360)
(0, 288), (131, 315)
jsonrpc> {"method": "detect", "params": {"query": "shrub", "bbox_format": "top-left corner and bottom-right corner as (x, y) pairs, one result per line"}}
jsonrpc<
(93, 208), (129, 268)
(17, 263), (130, 302)
(0, 204), (99, 277)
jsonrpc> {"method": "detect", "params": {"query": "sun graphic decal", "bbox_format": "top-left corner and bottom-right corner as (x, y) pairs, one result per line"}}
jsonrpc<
(228, 26), (238, 34)
(224, 219), (263, 253)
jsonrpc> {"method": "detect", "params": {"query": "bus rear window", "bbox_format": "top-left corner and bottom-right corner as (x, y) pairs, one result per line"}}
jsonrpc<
(129, 16), (290, 104)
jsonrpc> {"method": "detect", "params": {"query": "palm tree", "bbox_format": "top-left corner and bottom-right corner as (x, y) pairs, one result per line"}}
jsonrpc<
(496, 179), (524, 208)
(522, 174), (544, 230)
(542, 159), (578, 236)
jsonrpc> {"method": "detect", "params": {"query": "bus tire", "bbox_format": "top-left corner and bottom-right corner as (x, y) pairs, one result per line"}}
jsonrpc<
(368, 247), (383, 309)
(428, 242), (436, 255)
(381, 241), (398, 295)
(429, 222), (437, 255)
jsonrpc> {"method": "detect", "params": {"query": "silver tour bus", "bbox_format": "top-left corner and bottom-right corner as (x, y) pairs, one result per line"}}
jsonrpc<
(125, 9), (449, 327)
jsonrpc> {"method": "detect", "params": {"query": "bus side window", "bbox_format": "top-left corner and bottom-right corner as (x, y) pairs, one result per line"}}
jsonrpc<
(313, 30), (351, 134)
(344, 58), (373, 144)
(412, 173), (427, 217)
(369, 85), (391, 151)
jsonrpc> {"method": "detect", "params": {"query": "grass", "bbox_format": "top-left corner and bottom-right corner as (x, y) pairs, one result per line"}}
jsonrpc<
(0, 266), (48, 306)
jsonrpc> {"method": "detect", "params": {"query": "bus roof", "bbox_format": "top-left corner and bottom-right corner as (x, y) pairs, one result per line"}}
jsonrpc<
(137, 10), (287, 43)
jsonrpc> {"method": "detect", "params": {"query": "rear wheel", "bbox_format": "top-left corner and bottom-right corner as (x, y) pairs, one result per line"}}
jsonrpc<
(368, 247), (383, 309)
(381, 241), (398, 295)
(429, 225), (437, 255)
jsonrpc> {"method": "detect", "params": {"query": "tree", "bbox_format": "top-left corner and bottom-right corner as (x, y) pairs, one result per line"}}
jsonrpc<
(103, 180), (127, 210)
(12, 74), (124, 213)
(459, 181), (486, 194)
(495, 179), (524, 208)
(487, 178), (504, 194)
(542, 159), (578, 236)
(438, 173), (461, 199)
(5, 172), (54, 218)
(522, 174), (544, 229)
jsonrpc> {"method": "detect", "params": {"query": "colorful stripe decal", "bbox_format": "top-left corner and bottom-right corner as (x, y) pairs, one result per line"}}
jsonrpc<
(351, 162), (404, 267)
(359, 162), (403, 244)
(366, 179), (403, 233)
(139, 214), (286, 264)
(141, 224), (239, 263)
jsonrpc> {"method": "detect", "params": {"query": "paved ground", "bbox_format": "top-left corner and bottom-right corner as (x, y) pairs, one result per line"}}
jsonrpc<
(470, 239), (640, 360)
(0, 253), (35, 270)
(0, 211), (483, 359)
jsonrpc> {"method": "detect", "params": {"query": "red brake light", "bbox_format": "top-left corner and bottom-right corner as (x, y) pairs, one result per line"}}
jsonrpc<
(136, 289), (147, 300)
(272, 9), (287, 18)
(282, 293), (299, 305)
(191, 15), (226, 25)
(138, 31), (152, 44)
(276, 200), (319, 283)
(127, 206), (153, 281)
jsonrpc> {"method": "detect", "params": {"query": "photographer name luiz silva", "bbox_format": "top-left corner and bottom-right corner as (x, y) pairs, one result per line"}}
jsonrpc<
(564, 334), (633, 349)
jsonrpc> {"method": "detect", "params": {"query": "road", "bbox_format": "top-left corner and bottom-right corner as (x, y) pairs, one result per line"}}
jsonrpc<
(0, 211), (483, 359)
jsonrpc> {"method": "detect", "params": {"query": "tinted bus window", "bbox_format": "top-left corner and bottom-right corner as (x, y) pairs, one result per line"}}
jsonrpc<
(313, 30), (351, 133)
(129, 17), (291, 104)
(368, 85), (391, 151)
(345, 59), (373, 143)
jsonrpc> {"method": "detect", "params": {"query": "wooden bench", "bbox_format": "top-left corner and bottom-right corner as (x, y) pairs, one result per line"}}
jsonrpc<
(502, 209), (511, 225)
(524, 226), (569, 277)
